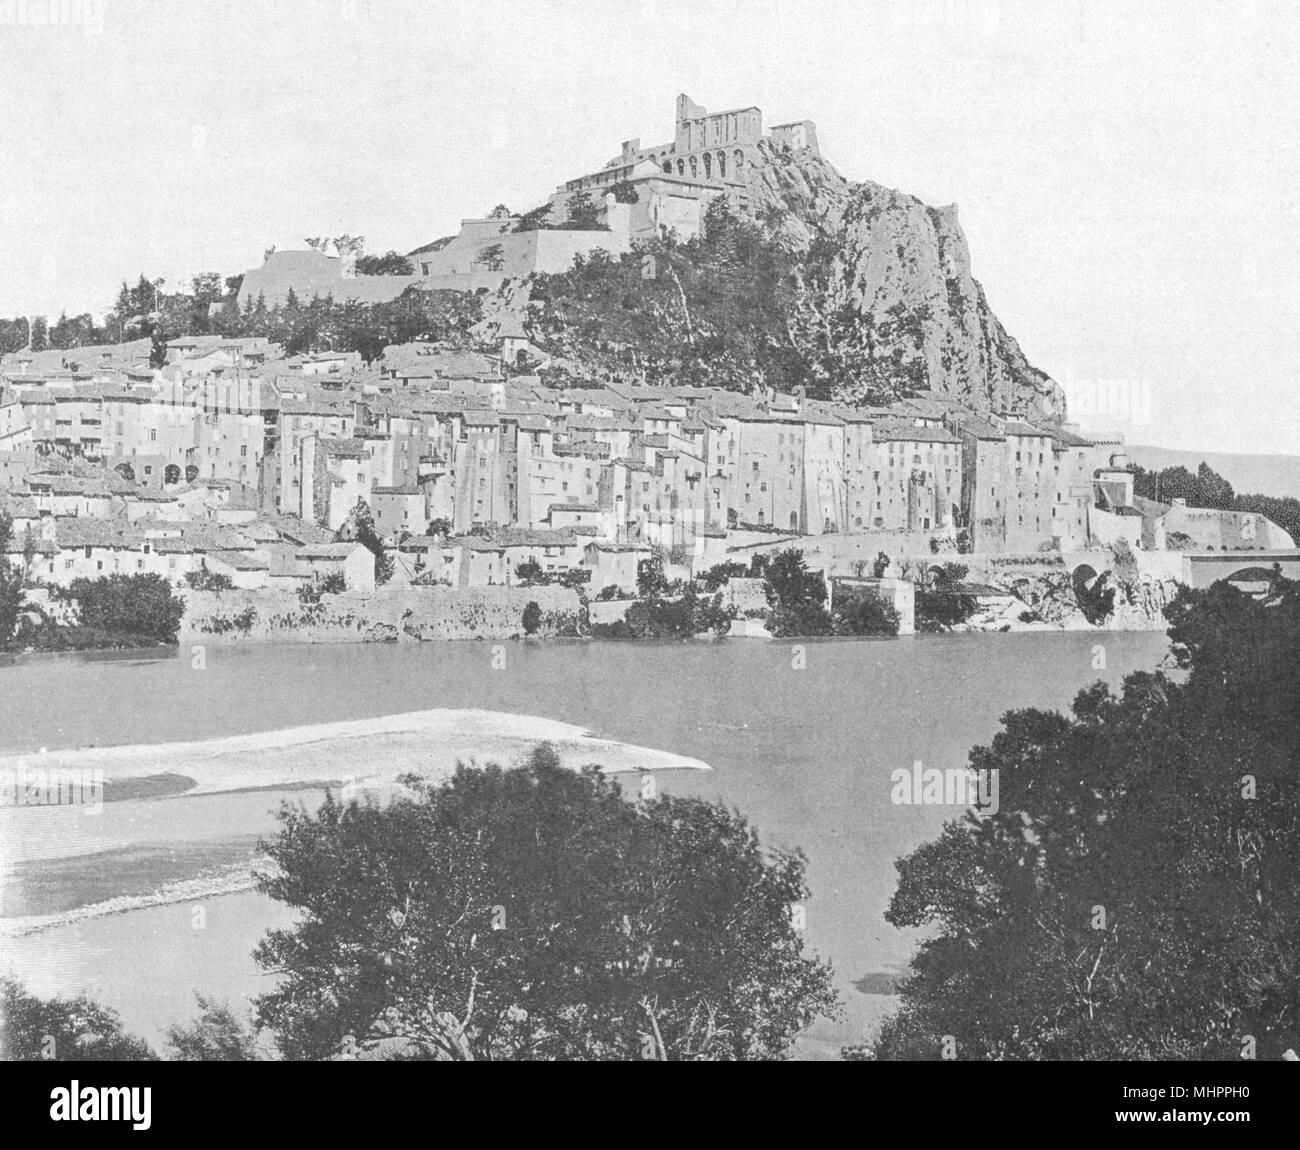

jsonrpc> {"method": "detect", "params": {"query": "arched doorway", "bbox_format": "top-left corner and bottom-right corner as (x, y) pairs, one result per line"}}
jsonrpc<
(114, 462), (135, 482)
(164, 464), (181, 485)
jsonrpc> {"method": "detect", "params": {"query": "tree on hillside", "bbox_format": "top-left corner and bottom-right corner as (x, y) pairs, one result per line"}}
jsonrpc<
(513, 203), (557, 232)
(561, 190), (606, 231)
(254, 743), (840, 1060)
(355, 251), (415, 276)
(527, 199), (809, 394)
(0, 317), (29, 354)
(856, 574), (1300, 1060)
(189, 271), (224, 334)
(48, 311), (98, 349)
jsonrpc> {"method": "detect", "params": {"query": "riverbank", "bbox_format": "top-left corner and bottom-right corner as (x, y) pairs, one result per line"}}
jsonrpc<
(171, 575), (1173, 646)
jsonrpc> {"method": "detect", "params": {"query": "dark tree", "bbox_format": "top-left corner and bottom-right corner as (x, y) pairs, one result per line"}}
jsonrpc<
(254, 745), (840, 1060)
(165, 995), (261, 1061)
(61, 574), (186, 644)
(0, 977), (155, 1061)
(0, 512), (25, 645)
(859, 575), (1300, 1061)
(355, 251), (415, 276)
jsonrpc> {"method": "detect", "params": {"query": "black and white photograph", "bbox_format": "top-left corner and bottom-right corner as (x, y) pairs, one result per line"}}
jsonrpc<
(0, 0), (1295, 1121)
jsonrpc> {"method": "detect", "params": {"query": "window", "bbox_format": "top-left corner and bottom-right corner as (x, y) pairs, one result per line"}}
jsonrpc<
(150, 429), (157, 441)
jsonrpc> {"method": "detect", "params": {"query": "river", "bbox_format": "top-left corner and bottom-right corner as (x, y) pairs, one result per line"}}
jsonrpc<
(0, 630), (1171, 1059)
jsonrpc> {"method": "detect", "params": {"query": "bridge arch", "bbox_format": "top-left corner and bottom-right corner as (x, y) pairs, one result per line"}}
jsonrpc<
(1219, 565), (1278, 596)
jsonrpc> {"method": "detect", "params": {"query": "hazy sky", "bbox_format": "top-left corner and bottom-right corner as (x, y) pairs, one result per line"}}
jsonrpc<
(1, 0), (1296, 455)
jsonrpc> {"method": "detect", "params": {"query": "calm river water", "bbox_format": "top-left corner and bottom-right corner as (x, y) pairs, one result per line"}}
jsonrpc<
(0, 630), (1171, 1059)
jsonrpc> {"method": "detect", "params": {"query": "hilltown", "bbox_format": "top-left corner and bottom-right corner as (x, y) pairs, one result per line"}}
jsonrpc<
(0, 330), (1291, 603)
(0, 94), (1292, 612)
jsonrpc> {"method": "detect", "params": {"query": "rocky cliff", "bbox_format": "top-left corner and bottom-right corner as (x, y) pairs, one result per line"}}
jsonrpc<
(740, 140), (1063, 416)
(508, 138), (1062, 418)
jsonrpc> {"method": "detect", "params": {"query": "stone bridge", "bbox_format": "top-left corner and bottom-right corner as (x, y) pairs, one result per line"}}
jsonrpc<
(1062, 549), (1300, 596)
(1179, 550), (1300, 591)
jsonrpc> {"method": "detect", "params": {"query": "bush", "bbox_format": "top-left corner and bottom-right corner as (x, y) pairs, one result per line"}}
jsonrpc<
(521, 600), (542, 635)
(319, 571), (347, 595)
(184, 568), (235, 593)
(696, 560), (749, 592)
(595, 588), (734, 639)
(60, 574), (186, 644)
(915, 563), (979, 632)
(832, 594), (900, 637)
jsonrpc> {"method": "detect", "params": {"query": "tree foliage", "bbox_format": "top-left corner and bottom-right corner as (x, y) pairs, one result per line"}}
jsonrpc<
(58, 574), (185, 644)
(0, 512), (25, 645)
(253, 744), (840, 1060)
(355, 251), (415, 276)
(0, 977), (156, 1061)
(164, 995), (262, 1061)
(528, 199), (923, 401)
(914, 561), (979, 632)
(860, 574), (1300, 1060)
(1133, 461), (1300, 544)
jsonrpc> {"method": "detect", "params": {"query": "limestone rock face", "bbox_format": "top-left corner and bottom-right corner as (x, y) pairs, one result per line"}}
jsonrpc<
(743, 140), (1065, 417)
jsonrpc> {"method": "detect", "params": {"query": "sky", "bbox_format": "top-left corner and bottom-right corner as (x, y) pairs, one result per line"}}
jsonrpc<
(0, 0), (1296, 456)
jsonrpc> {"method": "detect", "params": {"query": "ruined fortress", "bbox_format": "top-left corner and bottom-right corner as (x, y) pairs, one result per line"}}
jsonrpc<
(238, 95), (821, 308)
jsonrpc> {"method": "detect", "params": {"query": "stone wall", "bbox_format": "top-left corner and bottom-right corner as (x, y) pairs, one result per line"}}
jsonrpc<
(179, 585), (584, 644)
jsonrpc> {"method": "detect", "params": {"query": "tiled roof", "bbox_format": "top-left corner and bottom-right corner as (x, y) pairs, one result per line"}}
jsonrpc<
(493, 527), (580, 548)
(295, 543), (365, 559)
(207, 550), (270, 570)
(871, 418), (961, 444)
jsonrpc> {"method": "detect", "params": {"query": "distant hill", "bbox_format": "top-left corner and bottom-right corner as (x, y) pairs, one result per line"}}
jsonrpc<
(1127, 445), (1300, 499)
